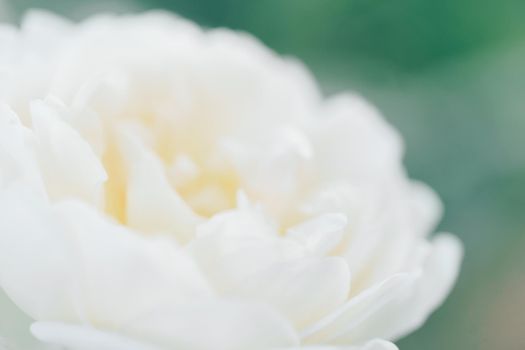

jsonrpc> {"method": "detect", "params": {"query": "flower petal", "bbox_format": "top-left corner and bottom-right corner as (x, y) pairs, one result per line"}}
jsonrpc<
(0, 103), (45, 194)
(0, 185), (79, 321)
(275, 339), (398, 350)
(119, 128), (202, 242)
(310, 94), (403, 183)
(190, 207), (303, 292)
(31, 322), (162, 350)
(301, 272), (414, 344)
(0, 186), (212, 328)
(52, 200), (213, 328)
(233, 257), (351, 329)
(302, 235), (462, 344)
(286, 213), (347, 256)
(382, 234), (463, 340)
(30, 99), (107, 205)
(123, 300), (299, 350)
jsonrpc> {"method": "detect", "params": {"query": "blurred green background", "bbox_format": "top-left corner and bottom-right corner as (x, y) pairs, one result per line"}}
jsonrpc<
(2, 1), (525, 349)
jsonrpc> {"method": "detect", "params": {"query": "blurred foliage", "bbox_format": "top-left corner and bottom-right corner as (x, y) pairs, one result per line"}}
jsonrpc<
(4, 1), (525, 349)
(8, 0), (525, 70)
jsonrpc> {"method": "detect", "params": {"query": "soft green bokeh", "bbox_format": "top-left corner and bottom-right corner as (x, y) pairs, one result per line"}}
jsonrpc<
(3, 1), (525, 349)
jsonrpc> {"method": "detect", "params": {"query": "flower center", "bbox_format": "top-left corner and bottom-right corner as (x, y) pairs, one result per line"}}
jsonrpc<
(169, 154), (240, 217)
(99, 116), (241, 226)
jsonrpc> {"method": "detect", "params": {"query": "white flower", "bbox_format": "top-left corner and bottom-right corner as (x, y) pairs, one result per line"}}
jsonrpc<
(0, 10), (462, 350)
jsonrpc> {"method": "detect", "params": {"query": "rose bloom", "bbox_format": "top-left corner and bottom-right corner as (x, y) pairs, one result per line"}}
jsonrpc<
(0, 11), (462, 350)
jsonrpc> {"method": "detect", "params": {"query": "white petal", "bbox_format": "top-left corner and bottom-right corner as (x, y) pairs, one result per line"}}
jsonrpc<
(0, 104), (45, 194)
(301, 273), (416, 344)
(275, 339), (398, 350)
(30, 99), (107, 205)
(224, 127), (314, 216)
(119, 129), (202, 242)
(407, 181), (443, 236)
(286, 213), (347, 256)
(310, 94), (403, 183)
(124, 300), (299, 350)
(226, 127), (313, 191)
(52, 200), (213, 328)
(192, 209), (352, 330)
(383, 234), (463, 340)
(196, 204), (277, 239)
(190, 207), (304, 292)
(0, 185), (79, 321)
(31, 322), (162, 350)
(357, 340), (399, 350)
(0, 187), (212, 327)
(303, 235), (462, 344)
(233, 257), (351, 329)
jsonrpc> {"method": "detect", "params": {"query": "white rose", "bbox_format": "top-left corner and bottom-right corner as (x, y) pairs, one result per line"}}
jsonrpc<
(0, 10), (462, 350)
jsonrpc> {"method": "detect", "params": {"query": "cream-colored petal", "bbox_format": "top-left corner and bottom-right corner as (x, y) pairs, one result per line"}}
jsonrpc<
(119, 129), (202, 242)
